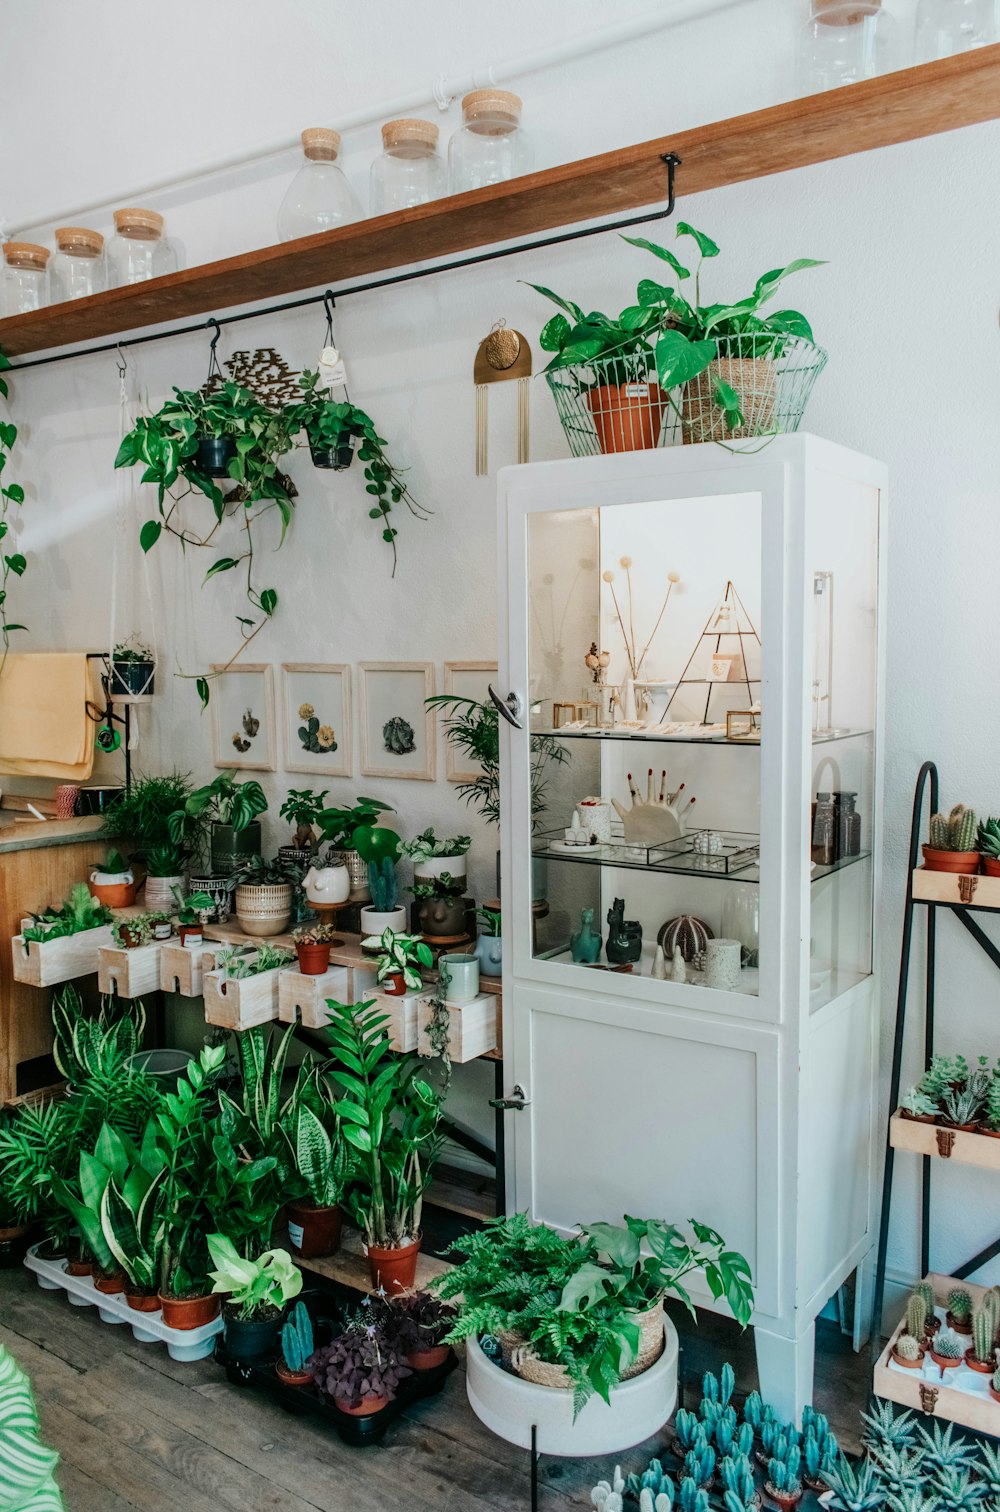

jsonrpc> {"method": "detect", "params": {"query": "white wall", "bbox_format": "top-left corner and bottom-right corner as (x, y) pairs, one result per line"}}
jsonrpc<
(3, 0), (1000, 1283)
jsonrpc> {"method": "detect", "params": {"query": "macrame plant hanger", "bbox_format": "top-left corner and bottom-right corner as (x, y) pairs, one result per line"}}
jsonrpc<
(474, 320), (531, 475)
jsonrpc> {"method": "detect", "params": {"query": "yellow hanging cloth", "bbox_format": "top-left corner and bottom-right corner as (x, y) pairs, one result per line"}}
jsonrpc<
(0, 653), (95, 779)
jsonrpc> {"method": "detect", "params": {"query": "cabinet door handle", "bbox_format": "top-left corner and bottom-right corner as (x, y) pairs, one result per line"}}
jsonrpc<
(488, 684), (523, 730)
(489, 1083), (530, 1111)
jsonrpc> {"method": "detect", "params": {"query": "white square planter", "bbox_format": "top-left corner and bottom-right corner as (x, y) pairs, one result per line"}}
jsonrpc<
(11, 923), (115, 987)
(278, 966), (352, 1028)
(417, 992), (497, 1062)
(203, 960), (286, 1029)
(98, 941), (166, 999)
(160, 940), (207, 997)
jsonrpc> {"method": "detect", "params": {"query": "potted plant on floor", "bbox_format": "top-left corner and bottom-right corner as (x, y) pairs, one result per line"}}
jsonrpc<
(309, 1323), (411, 1415)
(285, 1101), (350, 1259)
(368, 928), (433, 996)
(475, 904), (503, 978)
(230, 853), (301, 937)
(89, 850), (136, 908)
(327, 999), (442, 1292)
(400, 828), (472, 891)
(169, 769), (267, 877)
(317, 796), (395, 900)
(109, 636), (156, 698)
(389, 1291), (455, 1371)
(980, 817), (1000, 878)
(278, 788), (328, 866)
(355, 823), (407, 934)
(277, 1300), (315, 1388)
(51, 1124), (133, 1294)
(922, 803), (979, 874)
(100, 1137), (165, 1311)
(292, 922), (335, 975)
(411, 875), (467, 941)
(208, 1233), (303, 1361)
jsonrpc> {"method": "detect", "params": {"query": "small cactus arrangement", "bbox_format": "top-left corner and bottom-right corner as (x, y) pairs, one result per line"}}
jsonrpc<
(277, 1299), (315, 1386)
(945, 1285), (973, 1334)
(924, 802), (980, 874)
(898, 1051), (1000, 1133)
(978, 815), (1000, 875)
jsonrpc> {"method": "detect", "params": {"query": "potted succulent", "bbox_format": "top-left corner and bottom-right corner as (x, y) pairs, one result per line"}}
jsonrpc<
(143, 842), (188, 913)
(169, 769), (267, 876)
(328, 1000), (442, 1292)
(766, 1451), (804, 1512)
(401, 828), (472, 890)
(389, 1291), (455, 1371)
(278, 788), (328, 866)
(208, 1233), (303, 1361)
(286, 1102), (350, 1259)
(317, 795), (395, 900)
(51, 1126), (133, 1295)
(309, 1325), (410, 1415)
(979, 817), (1000, 877)
(475, 904), (503, 978)
(230, 853), (302, 937)
(922, 803), (979, 874)
(411, 875), (467, 940)
(355, 823), (407, 934)
(368, 928), (433, 996)
(929, 1328), (965, 1370)
(89, 849), (136, 908)
(170, 887), (215, 946)
(109, 635), (156, 698)
(945, 1286), (973, 1335)
(892, 1293), (930, 1369)
(277, 1300), (315, 1388)
(292, 922), (335, 975)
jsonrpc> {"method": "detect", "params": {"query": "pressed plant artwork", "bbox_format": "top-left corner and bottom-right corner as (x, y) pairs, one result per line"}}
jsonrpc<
(298, 701), (338, 755)
(282, 665), (351, 777)
(209, 665), (276, 771)
(382, 715), (415, 755)
(232, 706), (261, 753)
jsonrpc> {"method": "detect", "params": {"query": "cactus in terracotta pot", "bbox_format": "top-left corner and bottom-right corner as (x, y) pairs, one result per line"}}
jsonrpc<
(925, 804), (979, 873)
(893, 1331), (922, 1366)
(971, 1307), (996, 1367)
(906, 1291), (929, 1342)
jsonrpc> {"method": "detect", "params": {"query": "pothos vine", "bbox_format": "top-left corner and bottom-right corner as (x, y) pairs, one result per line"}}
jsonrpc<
(0, 350), (27, 673)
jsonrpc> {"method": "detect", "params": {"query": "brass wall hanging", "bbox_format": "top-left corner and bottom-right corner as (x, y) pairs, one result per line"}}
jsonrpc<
(474, 320), (531, 475)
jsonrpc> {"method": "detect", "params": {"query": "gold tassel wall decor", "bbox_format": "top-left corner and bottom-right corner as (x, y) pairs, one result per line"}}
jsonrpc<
(474, 321), (532, 475)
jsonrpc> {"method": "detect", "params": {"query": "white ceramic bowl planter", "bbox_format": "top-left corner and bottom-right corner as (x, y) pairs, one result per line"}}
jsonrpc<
(360, 905), (408, 935)
(465, 1318), (678, 1457)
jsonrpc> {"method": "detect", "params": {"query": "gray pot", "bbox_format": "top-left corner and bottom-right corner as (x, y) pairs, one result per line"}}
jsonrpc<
(476, 933), (503, 977)
(211, 821), (261, 875)
(419, 896), (467, 939)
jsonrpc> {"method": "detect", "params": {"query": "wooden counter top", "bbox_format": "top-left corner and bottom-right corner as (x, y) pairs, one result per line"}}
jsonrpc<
(0, 816), (105, 854)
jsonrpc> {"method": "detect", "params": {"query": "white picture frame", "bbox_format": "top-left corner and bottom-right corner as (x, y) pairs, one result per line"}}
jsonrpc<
(210, 664), (276, 771)
(360, 662), (436, 781)
(281, 663), (352, 777)
(443, 661), (497, 783)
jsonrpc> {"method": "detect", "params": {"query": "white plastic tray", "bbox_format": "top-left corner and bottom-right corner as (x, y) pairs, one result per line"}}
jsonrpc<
(24, 1244), (222, 1362)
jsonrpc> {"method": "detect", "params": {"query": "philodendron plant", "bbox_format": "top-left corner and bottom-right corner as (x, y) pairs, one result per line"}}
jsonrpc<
(368, 929), (434, 991)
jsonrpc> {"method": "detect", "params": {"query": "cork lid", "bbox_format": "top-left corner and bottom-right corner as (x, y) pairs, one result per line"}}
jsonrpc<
(302, 126), (340, 161)
(813, 0), (880, 22)
(55, 226), (104, 257)
(381, 117), (439, 150)
(462, 89), (522, 124)
(113, 207), (164, 240)
(3, 241), (49, 271)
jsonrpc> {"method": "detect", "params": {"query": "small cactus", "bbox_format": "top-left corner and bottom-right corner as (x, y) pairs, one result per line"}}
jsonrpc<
(742, 1389), (765, 1433)
(906, 1291), (930, 1339)
(894, 1333), (922, 1362)
(720, 1456), (755, 1504)
(929, 804), (978, 852)
(280, 1300), (314, 1372)
(735, 1422), (753, 1458)
(933, 1329), (963, 1360)
(768, 1457), (802, 1496)
(678, 1478), (709, 1512)
(947, 1287), (973, 1321)
(979, 816), (1000, 860)
(715, 1408), (737, 1455)
(982, 1287), (1000, 1332)
(674, 1408), (701, 1451)
(639, 1491), (673, 1512)
(972, 1307), (996, 1365)
(915, 1279), (936, 1316)
(684, 1442), (716, 1488)
(993, 1364), (1000, 1393)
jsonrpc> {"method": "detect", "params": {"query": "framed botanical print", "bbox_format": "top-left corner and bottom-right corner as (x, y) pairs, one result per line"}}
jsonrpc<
(281, 663), (351, 777)
(443, 661), (497, 783)
(210, 664), (276, 771)
(359, 662), (436, 781)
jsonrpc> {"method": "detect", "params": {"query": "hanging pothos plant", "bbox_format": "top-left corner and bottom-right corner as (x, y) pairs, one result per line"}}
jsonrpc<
(114, 380), (298, 706)
(0, 350), (27, 671)
(288, 369), (430, 577)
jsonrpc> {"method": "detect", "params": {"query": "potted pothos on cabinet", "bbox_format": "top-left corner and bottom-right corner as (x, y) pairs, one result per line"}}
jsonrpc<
(285, 1101), (350, 1260)
(169, 769), (267, 876)
(208, 1234), (303, 1361)
(327, 999), (442, 1292)
(368, 928), (433, 996)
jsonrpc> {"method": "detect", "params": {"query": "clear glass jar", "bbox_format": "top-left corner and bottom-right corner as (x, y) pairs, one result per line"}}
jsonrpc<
(107, 208), (178, 287)
(448, 89), (533, 193)
(798, 1), (901, 92)
(914, 0), (995, 60)
(49, 226), (106, 303)
(370, 118), (447, 215)
(277, 127), (362, 241)
(1, 242), (49, 316)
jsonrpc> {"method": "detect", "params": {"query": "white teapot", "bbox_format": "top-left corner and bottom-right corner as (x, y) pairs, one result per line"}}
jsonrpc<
(302, 863), (350, 906)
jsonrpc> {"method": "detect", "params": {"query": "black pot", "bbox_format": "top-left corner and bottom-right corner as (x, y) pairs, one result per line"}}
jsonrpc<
(419, 896), (468, 939)
(189, 874), (235, 923)
(75, 785), (123, 816)
(224, 1307), (282, 1362)
(0, 1224), (31, 1269)
(110, 659), (155, 697)
(210, 820), (262, 876)
(195, 435), (237, 477)
(310, 441), (354, 471)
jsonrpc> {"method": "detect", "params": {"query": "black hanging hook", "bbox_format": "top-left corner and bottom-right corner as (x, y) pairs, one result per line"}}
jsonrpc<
(205, 317), (223, 385)
(661, 152), (680, 218)
(322, 289), (336, 347)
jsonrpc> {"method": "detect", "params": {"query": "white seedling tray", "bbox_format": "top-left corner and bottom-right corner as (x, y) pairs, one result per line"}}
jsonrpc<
(24, 1245), (221, 1362)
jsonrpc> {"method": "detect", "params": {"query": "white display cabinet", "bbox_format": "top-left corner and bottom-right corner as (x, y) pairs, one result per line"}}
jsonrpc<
(496, 435), (885, 1419)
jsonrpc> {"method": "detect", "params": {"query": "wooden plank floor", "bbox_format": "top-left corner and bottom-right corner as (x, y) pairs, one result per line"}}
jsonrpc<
(0, 1266), (868, 1510)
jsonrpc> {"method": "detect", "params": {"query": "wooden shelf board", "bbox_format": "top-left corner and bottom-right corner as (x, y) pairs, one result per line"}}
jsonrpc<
(890, 1110), (1000, 1170)
(874, 1271), (1000, 1429)
(913, 867), (1000, 910)
(3, 48), (999, 359)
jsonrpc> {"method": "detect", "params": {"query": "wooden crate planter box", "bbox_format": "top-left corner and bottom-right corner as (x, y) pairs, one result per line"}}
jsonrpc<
(874, 1271), (1000, 1427)
(98, 941), (165, 999)
(279, 966), (352, 1028)
(11, 923), (115, 988)
(417, 993), (497, 1063)
(203, 960), (285, 1030)
(160, 939), (208, 997)
(890, 1110), (1000, 1169)
(912, 867), (1000, 909)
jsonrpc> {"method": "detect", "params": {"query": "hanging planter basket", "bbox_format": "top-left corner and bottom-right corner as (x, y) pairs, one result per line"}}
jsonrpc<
(109, 657), (156, 699)
(546, 337), (827, 458)
(310, 439), (354, 471)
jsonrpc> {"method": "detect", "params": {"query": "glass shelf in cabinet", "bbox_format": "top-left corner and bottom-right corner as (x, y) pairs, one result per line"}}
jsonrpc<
(532, 833), (872, 886)
(531, 725), (874, 747)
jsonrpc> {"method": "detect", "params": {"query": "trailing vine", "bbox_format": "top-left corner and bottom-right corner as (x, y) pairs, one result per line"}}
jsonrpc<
(423, 976), (453, 1096)
(0, 350), (27, 671)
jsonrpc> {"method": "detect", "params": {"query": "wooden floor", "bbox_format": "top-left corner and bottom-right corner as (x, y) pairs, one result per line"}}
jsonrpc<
(0, 1265), (869, 1511)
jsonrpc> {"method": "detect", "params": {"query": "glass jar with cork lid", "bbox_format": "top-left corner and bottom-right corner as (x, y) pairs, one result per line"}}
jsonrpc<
(370, 118), (447, 215)
(277, 127), (362, 241)
(1, 242), (49, 316)
(448, 89), (533, 193)
(50, 226), (106, 303)
(798, 1), (901, 92)
(107, 207), (178, 287)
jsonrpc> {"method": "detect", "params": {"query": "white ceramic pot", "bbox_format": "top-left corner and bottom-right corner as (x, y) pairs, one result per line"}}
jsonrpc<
(323, 849), (370, 901)
(144, 874), (186, 913)
(303, 864), (350, 906)
(413, 855), (467, 887)
(234, 883), (293, 937)
(465, 1319), (677, 1457)
(360, 905), (408, 936)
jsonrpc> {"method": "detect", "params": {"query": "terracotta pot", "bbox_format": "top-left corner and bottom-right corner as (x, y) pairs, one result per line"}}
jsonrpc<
(276, 1359), (314, 1388)
(93, 1267), (126, 1294)
(178, 923), (204, 946)
(118, 926), (144, 948)
(891, 1347), (925, 1370)
(406, 1343), (450, 1372)
(382, 972), (407, 996)
(90, 879), (136, 908)
(586, 380), (666, 454)
(66, 1256), (93, 1277)
(984, 857), (1000, 877)
(158, 1292), (221, 1330)
(930, 1348), (963, 1370)
(965, 1348), (994, 1373)
(339, 1394), (391, 1416)
(125, 1287), (161, 1313)
(946, 1311), (973, 1335)
(991, 1384), (1000, 1405)
(900, 1109), (936, 1123)
(286, 1200), (342, 1260)
(925, 1314), (942, 1338)
(296, 942), (331, 976)
(979, 1125), (1000, 1139)
(765, 1486), (802, 1512)
(921, 845), (980, 875)
(366, 1235), (421, 1293)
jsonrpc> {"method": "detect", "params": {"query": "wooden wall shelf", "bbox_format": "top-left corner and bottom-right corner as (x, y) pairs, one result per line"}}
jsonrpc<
(2, 47), (999, 361)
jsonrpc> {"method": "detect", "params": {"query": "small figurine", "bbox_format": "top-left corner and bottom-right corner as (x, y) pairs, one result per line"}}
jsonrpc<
(669, 945), (687, 983)
(570, 906), (602, 964)
(651, 943), (667, 980)
(606, 897), (642, 965)
(613, 769), (695, 845)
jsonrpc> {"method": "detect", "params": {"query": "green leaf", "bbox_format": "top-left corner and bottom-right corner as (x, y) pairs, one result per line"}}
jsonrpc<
(196, 678), (210, 709)
(675, 222), (720, 258)
(204, 556), (239, 581)
(538, 313), (571, 352)
(765, 308), (815, 341)
(139, 519), (161, 553)
(752, 258), (826, 305)
(4, 553), (26, 575)
(259, 588), (277, 616)
(621, 235), (689, 281)
(520, 283), (585, 322)
(3, 483), (24, 503)
(654, 329), (717, 389)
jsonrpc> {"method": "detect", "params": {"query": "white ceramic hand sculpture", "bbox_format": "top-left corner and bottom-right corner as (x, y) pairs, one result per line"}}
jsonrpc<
(302, 863), (350, 905)
(611, 769), (689, 845)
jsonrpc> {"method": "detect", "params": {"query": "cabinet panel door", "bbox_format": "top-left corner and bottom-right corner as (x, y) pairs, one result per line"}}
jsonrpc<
(508, 981), (782, 1320)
